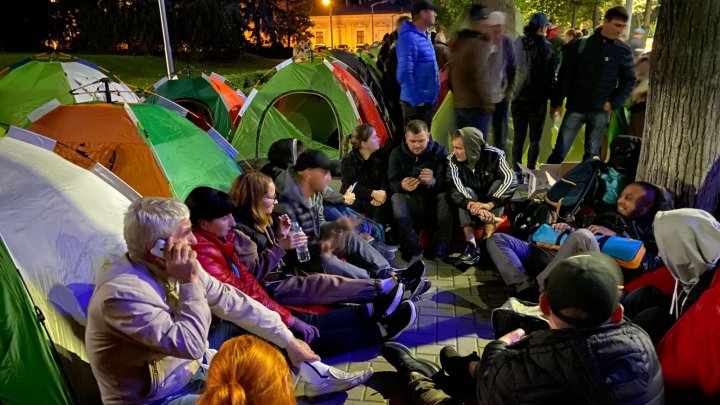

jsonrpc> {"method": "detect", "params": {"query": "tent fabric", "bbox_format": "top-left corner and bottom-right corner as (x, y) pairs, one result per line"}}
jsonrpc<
(231, 61), (361, 160)
(0, 58), (138, 129)
(148, 74), (244, 139)
(0, 136), (132, 404)
(26, 103), (241, 200)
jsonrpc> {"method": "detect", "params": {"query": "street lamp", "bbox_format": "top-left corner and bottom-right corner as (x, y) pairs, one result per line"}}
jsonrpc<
(371, 0), (389, 43)
(322, 0), (334, 49)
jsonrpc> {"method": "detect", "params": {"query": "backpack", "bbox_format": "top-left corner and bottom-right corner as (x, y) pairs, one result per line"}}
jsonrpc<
(510, 200), (554, 241)
(607, 135), (641, 174)
(544, 159), (603, 222)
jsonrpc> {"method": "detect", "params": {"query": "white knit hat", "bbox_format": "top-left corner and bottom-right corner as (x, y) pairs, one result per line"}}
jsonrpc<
(487, 11), (506, 26)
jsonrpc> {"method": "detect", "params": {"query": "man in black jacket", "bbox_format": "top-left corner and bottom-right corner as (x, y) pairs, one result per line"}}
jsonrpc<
(382, 253), (665, 405)
(547, 6), (635, 163)
(446, 127), (517, 266)
(389, 120), (452, 261)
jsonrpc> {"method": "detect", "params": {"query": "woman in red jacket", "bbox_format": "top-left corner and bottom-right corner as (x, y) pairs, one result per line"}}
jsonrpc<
(185, 186), (416, 356)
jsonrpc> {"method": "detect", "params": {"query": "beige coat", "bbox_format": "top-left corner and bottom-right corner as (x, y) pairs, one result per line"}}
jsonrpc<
(85, 254), (293, 404)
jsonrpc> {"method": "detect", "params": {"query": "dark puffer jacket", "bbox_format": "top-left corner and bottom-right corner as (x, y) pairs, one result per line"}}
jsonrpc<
(551, 28), (635, 112)
(446, 127), (517, 208)
(477, 322), (664, 405)
(387, 137), (448, 200)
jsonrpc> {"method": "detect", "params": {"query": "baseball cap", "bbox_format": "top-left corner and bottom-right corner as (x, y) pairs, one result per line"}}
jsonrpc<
(411, 0), (439, 16)
(294, 149), (333, 172)
(546, 253), (623, 328)
(529, 12), (549, 27)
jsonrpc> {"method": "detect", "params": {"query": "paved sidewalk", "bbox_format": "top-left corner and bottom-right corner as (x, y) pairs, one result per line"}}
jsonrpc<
(294, 259), (514, 404)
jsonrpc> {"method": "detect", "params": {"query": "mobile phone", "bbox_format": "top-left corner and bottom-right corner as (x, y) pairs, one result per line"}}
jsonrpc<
(150, 239), (166, 258)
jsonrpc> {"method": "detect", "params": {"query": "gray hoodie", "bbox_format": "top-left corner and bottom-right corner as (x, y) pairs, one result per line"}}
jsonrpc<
(655, 208), (720, 316)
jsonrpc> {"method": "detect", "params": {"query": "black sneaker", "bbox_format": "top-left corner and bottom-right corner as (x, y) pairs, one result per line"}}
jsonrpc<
(381, 341), (440, 378)
(372, 282), (404, 319)
(397, 260), (426, 298)
(439, 346), (480, 394)
(380, 300), (417, 340)
(458, 243), (481, 266)
(432, 242), (448, 262)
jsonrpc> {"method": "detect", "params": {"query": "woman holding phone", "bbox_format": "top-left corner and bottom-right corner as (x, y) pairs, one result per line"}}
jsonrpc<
(185, 186), (417, 356)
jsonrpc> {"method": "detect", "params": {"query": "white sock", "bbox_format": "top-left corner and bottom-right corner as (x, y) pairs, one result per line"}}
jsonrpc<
(300, 361), (331, 385)
(380, 278), (396, 294)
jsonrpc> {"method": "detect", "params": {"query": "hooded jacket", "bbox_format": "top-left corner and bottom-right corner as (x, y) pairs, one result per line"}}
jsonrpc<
(446, 127), (517, 208)
(261, 138), (302, 180)
(655, 208), (720, 317)
(396, 20), (440, 106)
(192, 228), (293, 326)
(513, 33), (558, 104)
(477, 322), (664, 405)
(274, 167), (324, 239)
(551, 27), (635, 112)
(449, 29), (494, 112)
(387, 136), (448, 199)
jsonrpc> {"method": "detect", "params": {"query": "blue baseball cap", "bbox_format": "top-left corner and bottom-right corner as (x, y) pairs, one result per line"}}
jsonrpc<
(529, 12), (550, 27)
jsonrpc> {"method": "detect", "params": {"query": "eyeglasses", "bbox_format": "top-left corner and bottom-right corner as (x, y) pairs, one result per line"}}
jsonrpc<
(264, 194), (278, 202)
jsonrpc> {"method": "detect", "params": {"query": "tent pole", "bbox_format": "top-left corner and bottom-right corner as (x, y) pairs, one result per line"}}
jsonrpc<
(158, 0), (174, 78)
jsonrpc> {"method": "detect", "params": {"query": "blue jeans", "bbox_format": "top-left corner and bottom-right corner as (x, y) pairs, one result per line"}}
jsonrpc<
(454, 107), (492, 139)
(159, 367), (207, 405)
(293, 305), (382, 356)
(547, 110), (610, 163)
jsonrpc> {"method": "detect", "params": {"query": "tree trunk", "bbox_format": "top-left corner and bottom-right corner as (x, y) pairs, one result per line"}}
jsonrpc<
(571, 7), (577, 28)
(637, 0), (720, 214)
(476, 0), (517, 37)
(643, 0), (653, 27)
(592, 1), (600, 28)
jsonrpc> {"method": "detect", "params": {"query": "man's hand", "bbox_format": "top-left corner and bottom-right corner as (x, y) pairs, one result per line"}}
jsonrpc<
(602, 101), (613, 112)
(418, 168), (435, 186)
(498, 328), (525, 345)
(475, 209), (495, 223)
(371, 190), (387, 204)
(277, 214), (292, 239)
(587, 225), (617, 237)
(277, 230), (309, 251)
(370, 199), (382, 206)
(401, 177), (420, 192)
(343, 189), (356, 205)
(285, 338), (321, 367)
(164, 237), (201, 284)
(552, 222), (573, 233)
(290, 317), (320, 344)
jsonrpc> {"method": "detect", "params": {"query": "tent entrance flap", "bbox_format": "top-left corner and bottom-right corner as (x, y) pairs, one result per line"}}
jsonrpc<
(273, 93), (340, 148)
(174, 97), (214, 131)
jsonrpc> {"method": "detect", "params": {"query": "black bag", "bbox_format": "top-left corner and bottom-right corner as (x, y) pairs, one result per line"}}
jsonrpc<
(511, 200), (554, 241)
(608, 135), (641, 174)
(491, 298), (550, 339)
(544, 159), (603, 222)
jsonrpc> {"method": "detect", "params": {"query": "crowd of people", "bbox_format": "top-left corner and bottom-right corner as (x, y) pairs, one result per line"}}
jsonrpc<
(80, 1), (720, 404)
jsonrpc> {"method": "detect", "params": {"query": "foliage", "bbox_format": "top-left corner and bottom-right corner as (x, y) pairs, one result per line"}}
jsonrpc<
(276, 0), (315, 47)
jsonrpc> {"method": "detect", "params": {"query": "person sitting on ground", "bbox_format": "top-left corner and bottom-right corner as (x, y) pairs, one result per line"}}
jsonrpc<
(275, 149), (429, 292)
(341, 124), (392, 229)
(230, 171), (409, 307)
(487, 181), (672, 301)
(381, 252), (664, 405)
(389, 119), (452, 262)
(197, 335), (296, 405)
(447, 127), (517, 266)
(623, 208), (720, 344)
(85, 197), (364, 404)
(186, 186), (417, 358)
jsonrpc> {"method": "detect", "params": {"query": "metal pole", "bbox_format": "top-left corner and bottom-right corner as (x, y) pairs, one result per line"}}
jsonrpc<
(329, 4), (334, 48)
(371, 8), (374, 42)
(624, 0), (634, 39)
(158, 0), (174, 78)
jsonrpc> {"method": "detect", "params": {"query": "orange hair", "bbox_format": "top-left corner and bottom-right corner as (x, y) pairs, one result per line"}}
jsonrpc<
(197, 335), (296, 405)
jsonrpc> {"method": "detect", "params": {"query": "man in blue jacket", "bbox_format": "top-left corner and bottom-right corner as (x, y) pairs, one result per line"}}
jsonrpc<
(547, 6), (635, 163)
(396, 0), (440, 129)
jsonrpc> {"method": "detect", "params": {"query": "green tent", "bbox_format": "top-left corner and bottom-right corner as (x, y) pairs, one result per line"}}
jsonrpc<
(231, 61), (359, 160)
(431, 91), (587, 163)
(0, 56), (138, 130)
(0, 135), (134, 404)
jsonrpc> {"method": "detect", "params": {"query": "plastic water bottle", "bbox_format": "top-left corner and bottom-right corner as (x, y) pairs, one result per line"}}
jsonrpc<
(290, 221), (311, 263)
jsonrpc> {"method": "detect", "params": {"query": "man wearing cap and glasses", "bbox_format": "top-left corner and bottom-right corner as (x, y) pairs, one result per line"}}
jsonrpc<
(381, 252), (664, 404)
(396, 0), (440, 129)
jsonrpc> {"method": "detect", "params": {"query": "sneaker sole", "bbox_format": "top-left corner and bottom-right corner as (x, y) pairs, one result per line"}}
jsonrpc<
(382, 282), (405, 318)
(303, 369), (373, 397)
(385, 301), (417, 340)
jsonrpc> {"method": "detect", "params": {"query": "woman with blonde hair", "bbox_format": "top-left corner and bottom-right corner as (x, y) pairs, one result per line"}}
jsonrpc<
(198, 335), (295, 405)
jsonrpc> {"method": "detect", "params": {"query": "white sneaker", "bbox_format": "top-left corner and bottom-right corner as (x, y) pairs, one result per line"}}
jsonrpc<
(303, 366), (373, 397)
